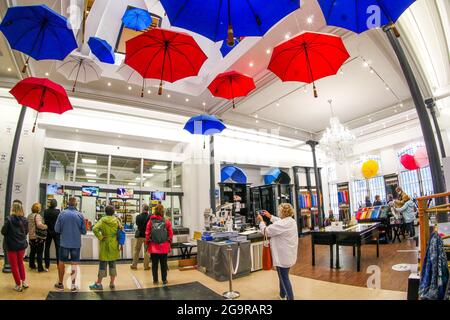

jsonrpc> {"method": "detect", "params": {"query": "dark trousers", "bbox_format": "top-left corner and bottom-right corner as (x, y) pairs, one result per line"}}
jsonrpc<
(151, 253), (168, 282)
(276, 267), (294, 300)
(29, 239), (45, 271)
(406, 222), (415, 237)
(44, 231), (60, 269)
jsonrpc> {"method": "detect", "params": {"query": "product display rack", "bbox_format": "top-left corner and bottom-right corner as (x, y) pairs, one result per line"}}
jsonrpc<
(293, 166), (325, 235)
(219, 182), (251, 224)
(355, 205), (391, 243)
(337, 182), (351, 222)
(384, 174), (399, 199)
(250, 184), (294, 220)
(110, 198), (140, 227)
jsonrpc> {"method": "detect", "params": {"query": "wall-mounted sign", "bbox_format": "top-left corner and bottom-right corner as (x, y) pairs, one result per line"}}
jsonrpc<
(4, 125), (13, 135)
(0, 152), (7, 163)
(23, 128), (31, 136)
(17, 154), (25, 165)
(13, 183), (23, 193)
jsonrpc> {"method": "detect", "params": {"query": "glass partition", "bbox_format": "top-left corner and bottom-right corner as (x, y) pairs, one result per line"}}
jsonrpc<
(75, 152), (109, 184)
(41, 149), (75, 182)
(109, 156), (141, 187)
(142, 159), (171, 188)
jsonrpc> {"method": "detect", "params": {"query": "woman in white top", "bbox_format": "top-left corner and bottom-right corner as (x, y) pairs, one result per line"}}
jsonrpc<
(257, 203), (298, 300)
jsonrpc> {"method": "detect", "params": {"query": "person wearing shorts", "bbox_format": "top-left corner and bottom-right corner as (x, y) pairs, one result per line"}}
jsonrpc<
(54, 197), (86, 292)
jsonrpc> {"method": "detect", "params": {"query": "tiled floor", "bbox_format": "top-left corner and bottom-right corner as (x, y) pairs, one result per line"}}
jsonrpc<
(0, 261), (406, 300)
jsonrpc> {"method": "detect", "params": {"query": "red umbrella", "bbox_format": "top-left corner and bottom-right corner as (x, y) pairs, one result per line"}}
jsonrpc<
(10, 77), (73, 132)
(125, 28), (208, 96)
(207, 71), (256, 109)
(268, 31), (350, 98)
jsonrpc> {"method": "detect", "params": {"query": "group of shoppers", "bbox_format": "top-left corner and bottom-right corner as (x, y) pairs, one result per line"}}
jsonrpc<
(1, 197), (173, 292)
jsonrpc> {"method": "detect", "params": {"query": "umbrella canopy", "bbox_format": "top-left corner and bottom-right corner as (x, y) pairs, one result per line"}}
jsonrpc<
(160, 0), (300, 46)
(184, 114), (226, 135)
(122, 7), (152, 31)
(400, 154), (419, 171)
(125, 28), (208, 95)
(9, 77), (73, 132)
(207, 71), (256, 109)
(318, 0), (416, 34)
(88, 37), (115, 64)
(264, 168), (291, 184)
(220, 38), (240, 57)
(221, 165), (247, 184)
(268, 31), (349, 98)
(0, 4), (78, 73)
(414, 146), (429, 168)
(56, 55), (102, 92)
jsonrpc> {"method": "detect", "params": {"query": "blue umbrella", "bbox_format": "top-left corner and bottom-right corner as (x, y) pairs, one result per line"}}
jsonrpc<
(221, 165), (247, 184)
(264, 168), (281, 185)
(184, 114), (226, 135)
(160, 0), (300, 46)
(88, 37), (115, 64)
(317, 0), (416, 34)
(220, 38), (240, 57)
(0, 4), (78, 72)
(121, 7), (152, 31)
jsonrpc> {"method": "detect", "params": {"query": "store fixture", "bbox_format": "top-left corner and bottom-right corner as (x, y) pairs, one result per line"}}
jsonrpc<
(355, 205), (391, 243)
(219, 182), (251, 226)
(293, 166), (324, 235)
(250, 183), (294, 221)
(384, 174), (400, 198)
(337, 182), (351, 222)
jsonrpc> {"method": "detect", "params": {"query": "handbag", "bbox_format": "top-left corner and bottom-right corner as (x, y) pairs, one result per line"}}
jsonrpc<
(262, 227), (273, 270)
(34, 214), (47, 240)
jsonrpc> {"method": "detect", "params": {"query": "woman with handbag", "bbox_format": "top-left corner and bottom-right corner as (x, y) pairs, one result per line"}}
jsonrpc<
(257, 203), (298, 300)
(89, 205), (122, 290)
(1, 200), (29, 292)
(28, 203), (48, 272)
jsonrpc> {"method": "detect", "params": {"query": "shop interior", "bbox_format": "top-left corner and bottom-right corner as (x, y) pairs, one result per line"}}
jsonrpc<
(0, 0), (449, 301)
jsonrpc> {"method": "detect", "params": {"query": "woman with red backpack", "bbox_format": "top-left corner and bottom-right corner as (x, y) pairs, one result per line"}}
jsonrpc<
(145, 204), (173, 285)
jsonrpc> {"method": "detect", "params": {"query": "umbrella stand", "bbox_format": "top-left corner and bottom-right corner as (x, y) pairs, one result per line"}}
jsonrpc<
(72, 59), (83, 92)
(158, 42), (169, 95)
(303, 43), (318, 98)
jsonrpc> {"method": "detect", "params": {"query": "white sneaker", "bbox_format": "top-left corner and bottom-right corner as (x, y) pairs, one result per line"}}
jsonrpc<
(279, 295), (287, 300)
(13, 285), (23, 292)
(21, 281), (29, 289)
(71, 284), (79, 292)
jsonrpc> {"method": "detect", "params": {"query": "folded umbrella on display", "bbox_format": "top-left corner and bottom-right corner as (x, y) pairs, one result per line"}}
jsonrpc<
(125, 28), (208, 95)
(207, 71), (256, 109)
(159, 0), (300, 46)
(121, 7), (152, 31)
(0, 4), (78, 73)
(56, 55), (102, 92)
(88, 37), (115, 64)
(317, 0), (416, 35)
(9, 77), (73, 132)
(268, 31), (350, 98)
(221, 165), (247, 184)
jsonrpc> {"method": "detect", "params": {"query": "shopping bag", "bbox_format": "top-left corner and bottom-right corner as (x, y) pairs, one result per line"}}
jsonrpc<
(262, 228), (273, 270)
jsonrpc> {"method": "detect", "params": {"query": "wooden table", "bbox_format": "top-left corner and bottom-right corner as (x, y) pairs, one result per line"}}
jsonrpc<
(311, 223), (380, 272)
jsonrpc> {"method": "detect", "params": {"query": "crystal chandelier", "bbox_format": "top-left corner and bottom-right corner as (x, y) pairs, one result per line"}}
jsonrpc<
(319, 100), (355, 164)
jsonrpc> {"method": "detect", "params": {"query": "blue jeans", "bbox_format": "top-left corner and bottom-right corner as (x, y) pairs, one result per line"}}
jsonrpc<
(276, 267), (294, 300)
(59, 247), (80, 262)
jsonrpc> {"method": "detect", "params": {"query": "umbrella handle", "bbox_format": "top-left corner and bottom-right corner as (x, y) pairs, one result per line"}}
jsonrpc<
(313, 83), (318, 98)
(158, 80), (163, 95)
(392, 25), (400, 38)
(21, 56), (30, 74)
(232, 99), (236, 109)
(227, 25), (235, 47)
(32, 112), (39, 133)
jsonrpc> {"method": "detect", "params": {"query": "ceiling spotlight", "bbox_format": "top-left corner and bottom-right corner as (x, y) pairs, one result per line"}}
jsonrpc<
(276, 102), (280, 107)
(7, 67), (11, 72)
(75, 129), (79, 133)
(202, 102), (206, 106)
(107, 82), (112, 87)
(249, 62), (254, 67)
(363, 61), (369, 68)
(255, 120), (259, 123)
(370, 69), (375, 74)
(185, 98), (189, 102)
(159, 140), (163, 143)
(307, 15), (314, 24)
(266, 48), (271, 54)
(128, 86), (132, 90)
(147, 90), (151, 94)
(368, 118), (372, 122)
(400, 103), (404, 107)
(45, 72), (49, 76)
(385, 86), (390, 90)
(394, 109), (397, 113)
(254, 114), (258, 118)
(118, 135), (121, 138)
(167, 94), (171, 98)
(284, 32), (291, 39)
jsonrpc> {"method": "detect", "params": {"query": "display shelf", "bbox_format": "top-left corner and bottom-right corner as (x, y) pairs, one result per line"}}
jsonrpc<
(219, 182), (251, 225)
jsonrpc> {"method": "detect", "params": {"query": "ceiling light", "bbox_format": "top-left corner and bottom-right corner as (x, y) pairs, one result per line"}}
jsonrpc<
(383, 123), (386, 128)
(128, 182), (137, 186)
(368, 118), (372, 122)
(87, 180), (96, 183)
(152, 165), (168, 170)
(147, 89), (151, 94)
(254, 114), (258, 118)
(185, 98), (189, 102)
(107, 82), (112, 87)
(202, 102), (206, 106)
(167, 94), (171, 98)
(284, 32), (291, 39)
(128, 86), (132, 90)
(143, 173), (154, 177)
(406, 115), (409, 120)
(84, 168), (97, 173)
(118, 135), (121, 138)
(363, 61), (369, 68)
(400, 103), (404, 107)
(370, 69), (375, 74)
(394, 109), (397, 113)
(159, 140), (163, 143)
(249, 62), (254, 67)
(135, 177), (142, 180)
(307, 15), (314, 24)
(7, 67), (11, 72)
(385, 86), (390, 90)
(276, 102), (280, 107)
(45, 72), (49, 76)
(255, 120), (259, 123)
(173, 185), (181, 188)
(266, 49), (271, 54)
(82, 158), (97, 164)
(75, 129), (79, 133)
(85, 173), (96, 178)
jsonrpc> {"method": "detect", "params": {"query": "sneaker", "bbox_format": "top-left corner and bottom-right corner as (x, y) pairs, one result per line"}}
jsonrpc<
(21, 282), (29, 289)
(13, 285), (23, 292)
(109, 283), (115, 290)
(279, 296), (287, 300)
(54, 283), (64, 291)
(162, 280), (168, 286)
(130, 265), (137, 270)
(71, 284), (79, 292)
(89, 283), (103, 291)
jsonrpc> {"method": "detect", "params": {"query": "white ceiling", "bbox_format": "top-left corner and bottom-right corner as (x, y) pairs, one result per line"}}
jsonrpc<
(0, 0), (448, 141)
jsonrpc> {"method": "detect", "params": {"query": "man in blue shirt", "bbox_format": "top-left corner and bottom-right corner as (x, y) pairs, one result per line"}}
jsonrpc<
(54, 197), (86, 292)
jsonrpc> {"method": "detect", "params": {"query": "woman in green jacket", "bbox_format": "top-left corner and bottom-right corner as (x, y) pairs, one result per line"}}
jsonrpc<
(89, 206), (122, 290)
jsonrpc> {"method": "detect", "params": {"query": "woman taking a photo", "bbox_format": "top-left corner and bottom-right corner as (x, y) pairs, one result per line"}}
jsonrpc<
(257, 203), (298, 300)
(28, 203), (48, 272)
(1, 200), (29, 292)
(146, 204), (173, 285)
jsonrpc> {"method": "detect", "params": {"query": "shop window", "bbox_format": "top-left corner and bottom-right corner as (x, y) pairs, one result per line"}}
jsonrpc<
(368, 176), (386, 203)
(399, 170), (421, 199)
(172, 162), (182, 189)
(142, 159), (171, 189)
(351, 179), (368, 211)
(75, 152), (109, 184)
(41, 149), (76, 182)
(109, 156), (142, 187)
(419, 166), (433, 195)
(328, 183), (338, 217)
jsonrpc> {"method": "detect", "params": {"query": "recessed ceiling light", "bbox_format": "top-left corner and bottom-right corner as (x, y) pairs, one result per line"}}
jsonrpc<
(7, 67), (11, 72)
(75, 129), (79, 133)
(143, 173), (154, 177)
(87, 180), (96, 183)
(185, 98), (189, 102)
(45, 72), (49, 76)
(202, 102), (206, 106)
(363, 61), (369, 67)
(255, 120), (259, 123)
(107, 82), (112, 87)
(135, 177), (142, 181)
(284, 32), (291, 39)
(370, 69), (375, 74)
(307, 15), (314, 24)
(128, 182), (137, 186)
(254, 114), (258, 118)
(82, 158), (97, 164)
(385, 86), (390, 90)
(167, 94), (171, 98)
(400, 103), (404, 107)
(147, 90), (151, 94)
(84, 168), (97, 173)
(159, 140), (163, 143)
(266, 48), (271, 54)
(249, 62), (254, 67)
(85, 173), (96, 178)
(128, 86), (132, 90)
(276, 102), (280, 107)
(152, 164), (168, 170)
(173, 185), (181, 188)
(368, 118), (372, 122)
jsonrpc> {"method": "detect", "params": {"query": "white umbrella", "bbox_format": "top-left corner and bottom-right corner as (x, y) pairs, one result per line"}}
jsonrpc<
(117, 62), (153, 97)
(56, 55), (102, 92)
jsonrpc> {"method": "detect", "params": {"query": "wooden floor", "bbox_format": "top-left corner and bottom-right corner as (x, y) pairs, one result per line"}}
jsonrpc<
(291, 235), (418, 292)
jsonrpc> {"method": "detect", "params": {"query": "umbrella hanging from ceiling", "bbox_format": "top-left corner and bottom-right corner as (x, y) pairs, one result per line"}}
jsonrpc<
(317, 0), (415, 35)
(207, 71), (256, 109)
(56, 55), (102, 92)
(9, 77), (73, 132)
(220, 38), (241, 57)
(117, 63), (153, 97)
(125, 28), (208, 96)
(268, 31), (349, 98)
(0, 4), (78, 73)
(159, 0), (300, 46)
(88, 37), (115, 64)
(121, 7), (153, 31)
(184, 114), (226, 135)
